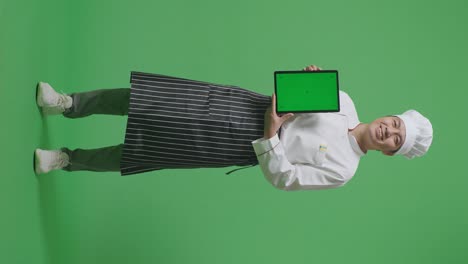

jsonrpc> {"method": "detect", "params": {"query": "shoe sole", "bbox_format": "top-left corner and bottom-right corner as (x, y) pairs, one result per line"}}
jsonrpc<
(34, 149), (44, 174)
(36, 82), (46, 108)
(33, 149), (36, 174)
(33, 149), (38, 174)
(36, 82), (42, 114)
(36, 82), (47, 117)
(35, 82), (38, 105)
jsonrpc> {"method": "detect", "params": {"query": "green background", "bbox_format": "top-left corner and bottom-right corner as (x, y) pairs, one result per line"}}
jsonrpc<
(1, 0), (467, 263)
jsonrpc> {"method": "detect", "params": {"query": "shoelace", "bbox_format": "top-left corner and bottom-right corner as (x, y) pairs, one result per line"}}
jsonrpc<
(53, 90), (71, 111)
(50, 152), (73, 169)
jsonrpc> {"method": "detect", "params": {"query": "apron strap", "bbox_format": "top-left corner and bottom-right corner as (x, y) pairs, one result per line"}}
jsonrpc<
(225, 163), (258, 175)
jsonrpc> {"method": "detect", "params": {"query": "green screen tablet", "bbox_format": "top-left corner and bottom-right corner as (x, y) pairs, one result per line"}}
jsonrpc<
(274, 70), (340, 113)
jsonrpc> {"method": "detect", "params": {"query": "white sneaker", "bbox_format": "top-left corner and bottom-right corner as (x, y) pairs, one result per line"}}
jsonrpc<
(34, 148), (72, 174)
(36, 82), (73, 115)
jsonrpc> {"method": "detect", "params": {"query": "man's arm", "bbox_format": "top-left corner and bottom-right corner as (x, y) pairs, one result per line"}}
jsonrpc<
(252, 134), (347, 191)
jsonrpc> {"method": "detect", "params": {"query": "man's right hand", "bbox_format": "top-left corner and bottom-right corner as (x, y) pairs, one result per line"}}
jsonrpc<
(263, 93), (294, 139)
(302, 65), (322, 71)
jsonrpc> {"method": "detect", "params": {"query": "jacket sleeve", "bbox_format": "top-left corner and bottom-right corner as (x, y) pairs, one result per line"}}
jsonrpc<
(251, 134), (347, 191)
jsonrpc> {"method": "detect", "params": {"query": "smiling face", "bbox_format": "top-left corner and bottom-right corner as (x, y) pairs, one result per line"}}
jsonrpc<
(367, 116), (407, 156)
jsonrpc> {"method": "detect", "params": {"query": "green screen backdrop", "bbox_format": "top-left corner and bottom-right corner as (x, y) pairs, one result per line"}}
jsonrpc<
(1, 0), (467, 264)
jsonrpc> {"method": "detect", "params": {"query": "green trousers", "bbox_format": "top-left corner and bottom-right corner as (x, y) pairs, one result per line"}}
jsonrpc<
(60, 88), (130, 172)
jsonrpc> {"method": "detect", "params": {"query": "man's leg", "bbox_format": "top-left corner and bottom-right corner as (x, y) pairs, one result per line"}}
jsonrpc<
(60, 144), (123, 172)
(63, 88), (130, 118)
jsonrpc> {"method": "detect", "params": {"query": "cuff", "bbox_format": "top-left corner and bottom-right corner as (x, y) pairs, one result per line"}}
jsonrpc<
(252, 133), (280, 157)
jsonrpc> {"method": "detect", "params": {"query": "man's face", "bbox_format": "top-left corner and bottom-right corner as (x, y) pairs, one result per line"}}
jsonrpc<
(367, 116), (406, 156)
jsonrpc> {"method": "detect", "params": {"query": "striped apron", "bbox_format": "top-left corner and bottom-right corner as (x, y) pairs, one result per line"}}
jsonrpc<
(119, 71), (272, 176)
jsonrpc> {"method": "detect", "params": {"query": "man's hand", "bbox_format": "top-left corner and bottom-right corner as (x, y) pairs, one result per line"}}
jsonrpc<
(303, 65), (322, 71)
(262, 65), (321, 139)
(263, 93), (294, 139)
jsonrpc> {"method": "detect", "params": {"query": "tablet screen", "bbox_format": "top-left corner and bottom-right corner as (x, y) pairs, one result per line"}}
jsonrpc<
(274, 70), (340, 113)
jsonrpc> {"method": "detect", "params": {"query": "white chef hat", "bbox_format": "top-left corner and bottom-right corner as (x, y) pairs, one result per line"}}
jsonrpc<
(394, 110), (433, 159)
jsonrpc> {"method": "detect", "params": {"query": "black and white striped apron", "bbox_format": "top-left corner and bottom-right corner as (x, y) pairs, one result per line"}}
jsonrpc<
(119, 71), (271, 176)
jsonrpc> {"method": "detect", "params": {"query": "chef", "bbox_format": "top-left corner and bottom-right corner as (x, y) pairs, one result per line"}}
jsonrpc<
(34, 65), (433, 192)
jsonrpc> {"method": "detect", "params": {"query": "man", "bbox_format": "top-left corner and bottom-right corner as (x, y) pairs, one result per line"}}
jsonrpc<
(34, 65), (433, 192)
(253, 65), (433, 191)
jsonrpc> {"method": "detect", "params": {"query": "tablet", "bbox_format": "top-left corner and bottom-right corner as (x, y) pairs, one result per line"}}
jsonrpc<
(274, 70), (340, 113)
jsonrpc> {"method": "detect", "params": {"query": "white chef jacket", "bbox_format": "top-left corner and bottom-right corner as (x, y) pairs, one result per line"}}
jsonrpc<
(251, 91), (365, 191)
